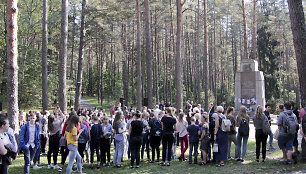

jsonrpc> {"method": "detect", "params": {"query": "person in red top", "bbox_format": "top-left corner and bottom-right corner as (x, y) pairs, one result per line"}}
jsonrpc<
(110, 105), (115, 116)
(299, 107), (306, 120)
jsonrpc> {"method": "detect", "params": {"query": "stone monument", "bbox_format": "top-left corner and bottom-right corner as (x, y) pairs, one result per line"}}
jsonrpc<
(235, 59), (265, 112)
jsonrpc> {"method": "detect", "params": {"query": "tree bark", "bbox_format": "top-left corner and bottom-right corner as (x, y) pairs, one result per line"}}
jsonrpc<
(6, 0), (19, 131)
(287, 0), (306, 107)
(136, 0), (142, 110)
(74, 0), (86, 111)
(251, 0), (257, 60)
(144, 0), (153, 109)
(42, 0), (48, 111)
(203, 0), (209, 111)
(175, 0), (185, 110)
(242, 0), (249, 59)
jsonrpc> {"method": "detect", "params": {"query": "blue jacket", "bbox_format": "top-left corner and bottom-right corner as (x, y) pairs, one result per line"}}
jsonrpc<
(18, 122), (40, 150)
(78, 124), (89, 144)
(101, 124), (112, 139)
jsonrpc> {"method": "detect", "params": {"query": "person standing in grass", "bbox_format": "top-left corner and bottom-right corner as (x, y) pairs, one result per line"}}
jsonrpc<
(77, 116), (89, 165)
(214, 106), (229, 167)
(100, 116), (113, 166)
(253, 106), (269, 162)
(226, 107), (238, 160)
(113, 111), (125, 168)
(187, 116), (200, 164)
(236, 106), (250, 162)
(129, 112), (143, 168)
(89, 115), (102, 169)
(199, 114), (210, 165)
(160, 107), (177, 166)
(65, 115), (84, 174)
(18, 113), (41, 173)
(177, 112), (188, 161)
(0, 114), (17, 174)
(148, 111), (163, 163)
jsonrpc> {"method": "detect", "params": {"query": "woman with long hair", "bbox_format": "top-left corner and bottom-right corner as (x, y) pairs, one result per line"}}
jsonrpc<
(129, 112), (143, 168)
(177, 112), (188, 161)
(112, 111), (125, 168)
(253, 105), (269, 162)
(65, 115), (84, 174)
(226, 107), (238, 160)
(236, 106), (250, 162)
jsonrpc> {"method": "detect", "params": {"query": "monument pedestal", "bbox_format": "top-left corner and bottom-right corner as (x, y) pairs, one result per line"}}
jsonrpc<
(235, 59), (265, 113)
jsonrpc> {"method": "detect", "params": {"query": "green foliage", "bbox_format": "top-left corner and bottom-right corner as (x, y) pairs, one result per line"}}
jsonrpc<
(257, 25), (280, 108)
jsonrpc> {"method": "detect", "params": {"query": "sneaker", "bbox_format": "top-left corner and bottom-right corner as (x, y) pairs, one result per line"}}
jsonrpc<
(33, 165), (41, 169)
(48, 164), (54, 169)
(228, 157), (233, 160)
(166, 162), (171, 166)
(102, 163), (106, 167)
(58, 168), (63, 172)
(136, 165), (140, 168)
(130, 166), (134, 169)
(54, 165), (62, 170)
(107, 162), (111, 166)
(235, 158), (241, 161)
(38, 162), (45, 166)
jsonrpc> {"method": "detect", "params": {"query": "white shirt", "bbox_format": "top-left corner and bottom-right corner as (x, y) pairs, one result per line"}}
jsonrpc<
(26, 124), (35, 148)
(0, 132), (10, 165)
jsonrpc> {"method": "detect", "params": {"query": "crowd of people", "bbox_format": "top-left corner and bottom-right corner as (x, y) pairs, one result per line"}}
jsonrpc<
(0, 100), (305, 174)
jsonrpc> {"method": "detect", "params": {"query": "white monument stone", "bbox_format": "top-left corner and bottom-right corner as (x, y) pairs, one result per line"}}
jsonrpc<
(235, 59), (265, 113)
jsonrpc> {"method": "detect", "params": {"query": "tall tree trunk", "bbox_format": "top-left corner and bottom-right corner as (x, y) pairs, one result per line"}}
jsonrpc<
(144, 0), (153, 109)
(251, 0), (257, 60)
(196, 0), (201, 105)
(74, 0), (86, 110)
(175, 0), (186, 110)
(42, 0), (48, 111)
(287, 0), (306, 107)
(203, 0), (209, 111)
(6, 0), (19, 131)
(242, 0), (249, 59)
(87, 39), (93, 96)
(136, 0), (142, 110)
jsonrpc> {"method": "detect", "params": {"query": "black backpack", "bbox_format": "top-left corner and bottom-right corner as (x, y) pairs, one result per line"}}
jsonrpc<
(209, 112), (215, 136)
(239, 119), (249, 136)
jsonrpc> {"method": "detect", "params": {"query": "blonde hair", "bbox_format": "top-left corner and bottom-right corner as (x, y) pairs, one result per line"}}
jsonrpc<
(256, 105), (264, 119)
(216, 106), (224, 113)
(237, 105), (249, 122)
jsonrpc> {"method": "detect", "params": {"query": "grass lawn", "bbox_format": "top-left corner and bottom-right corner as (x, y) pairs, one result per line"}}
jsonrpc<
(7, 141), (306, 174)
(84, 96), (115, 115)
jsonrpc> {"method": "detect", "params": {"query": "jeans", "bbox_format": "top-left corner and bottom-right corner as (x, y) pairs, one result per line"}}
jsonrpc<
(179, 134), (189, 159)
(189, 142), (198, 163)
(130, 136), (142, 166)
(100, 138), (111, 163)
(66, 144), (82, 174)
(227, 133), (238, 158)
(236, 132), (249, 159)
(48, 133), (60, 165)
(113, 138), (124, 165)
(141, 132), (150, 160)
(269, 132), (274, 146)
(255, 129), (268, 160)
(33, 146), (41, 163)
(162, 134), (174, 162)
(23, 146), (37, 174)
(0, 164), (8, 174)
(90, 140), (100, 163)
(150, 136), (161, 161)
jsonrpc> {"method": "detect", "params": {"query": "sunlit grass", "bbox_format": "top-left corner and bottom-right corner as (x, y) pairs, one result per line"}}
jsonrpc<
(7, 141), (306, 174)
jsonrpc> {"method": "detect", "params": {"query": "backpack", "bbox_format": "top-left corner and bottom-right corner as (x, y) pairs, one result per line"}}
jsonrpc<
(262, 116), (271, 135)
(221, 118), (232, 132)
(151, 119), (162, 137)
(238, 119), (249, 136)
(284, 112), (298, 135)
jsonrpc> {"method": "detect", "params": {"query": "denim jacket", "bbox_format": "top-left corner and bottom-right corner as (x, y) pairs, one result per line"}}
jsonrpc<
(78, 124), (89, 144)
(18, 122), (40, 150)
(101, 124), (112, 139)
